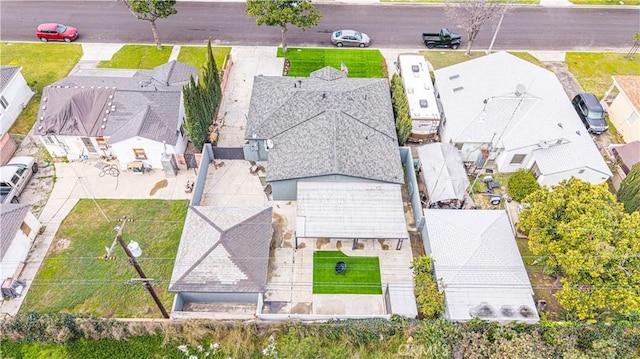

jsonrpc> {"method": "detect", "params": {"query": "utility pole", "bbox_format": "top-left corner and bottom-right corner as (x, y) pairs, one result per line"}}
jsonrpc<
(104, 215), (170, 319)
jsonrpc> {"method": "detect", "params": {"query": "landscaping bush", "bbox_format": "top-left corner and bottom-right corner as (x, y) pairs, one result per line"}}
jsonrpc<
(618, 162), (640, 213)
(507, 169), (540, 202)
(391, 73), (411, 145)
(411, 256), (445, 318)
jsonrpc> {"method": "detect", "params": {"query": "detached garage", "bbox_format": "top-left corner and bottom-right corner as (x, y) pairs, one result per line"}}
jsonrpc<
(295, 181), (409, 250)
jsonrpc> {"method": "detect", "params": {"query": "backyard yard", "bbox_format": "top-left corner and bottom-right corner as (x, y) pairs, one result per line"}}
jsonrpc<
(313, 251), (382, 295)
(20, 199), (189, 318)
(278, 48), (385, 78)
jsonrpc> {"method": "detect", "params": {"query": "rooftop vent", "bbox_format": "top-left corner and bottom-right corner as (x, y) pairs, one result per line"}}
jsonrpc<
(101, 124), (106, 129)
(519, 306), (536, 318)
(449, 74), (459, 80)
(419, 99), (428, 108)
(103, 117), (107, 122)
(515, 84), (526, 97)
(411, 64), (419, 73)
(500, 306), (515, 317)
(41, 105), (46, 110)
(453, 86), (464, 93)
(38, 125), (43, 131)
(557, 122), (563, 128)
(43, 97), (47, 102)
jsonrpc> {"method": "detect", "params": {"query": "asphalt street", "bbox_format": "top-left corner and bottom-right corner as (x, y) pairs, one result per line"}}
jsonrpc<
(1, 1), (639, 51)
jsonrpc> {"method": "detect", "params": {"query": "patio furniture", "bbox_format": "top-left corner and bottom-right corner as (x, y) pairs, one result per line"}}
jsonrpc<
(335, 261), (347, 275)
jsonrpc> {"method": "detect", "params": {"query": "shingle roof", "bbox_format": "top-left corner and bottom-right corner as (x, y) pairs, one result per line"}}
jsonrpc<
(35, 61), (196, 144)
(423, 209), (538, 322)
(169, 206), (273, 293)
(434, 52), (610, 179)
(0, 66), (21, 93)
(245, 66), (403, 184)
(0, 204), (31, 259)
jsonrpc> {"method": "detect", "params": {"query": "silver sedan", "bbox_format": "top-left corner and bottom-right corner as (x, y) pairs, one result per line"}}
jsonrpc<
(330, 30), (371, 48)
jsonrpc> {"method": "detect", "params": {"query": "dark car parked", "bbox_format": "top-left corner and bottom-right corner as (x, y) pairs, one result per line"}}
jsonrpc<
(36, 23), (78, 42)
(571, 92), (608, 134)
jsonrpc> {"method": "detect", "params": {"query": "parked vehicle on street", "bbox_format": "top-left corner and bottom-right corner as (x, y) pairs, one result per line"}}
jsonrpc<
(0, 156), (38, 204)
(422, 28), (462, 49)
(571, 92), (608, 134)
(36, 23), (78, 42)
(331, 30), (371, 48)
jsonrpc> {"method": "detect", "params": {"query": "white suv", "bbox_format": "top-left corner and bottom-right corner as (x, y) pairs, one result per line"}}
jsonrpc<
(0, 156), (38, 204)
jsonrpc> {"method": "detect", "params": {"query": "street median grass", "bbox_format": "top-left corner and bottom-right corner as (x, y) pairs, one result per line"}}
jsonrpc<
(278, 47), (385, 78)
(313, 251), (382, 294)
(21, 199), (189, 318)
(0, 42), (82, 135)
(98, 45), (173, 69)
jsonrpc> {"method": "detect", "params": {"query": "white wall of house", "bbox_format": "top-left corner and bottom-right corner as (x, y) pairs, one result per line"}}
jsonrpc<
(38, 134), (91, 159)
(0, 71), (34, 135)
(112, 135), (185, 169)
(535, 166), (609, 187)
(1, 211), (41, 280)
(609, 91), (640, 143)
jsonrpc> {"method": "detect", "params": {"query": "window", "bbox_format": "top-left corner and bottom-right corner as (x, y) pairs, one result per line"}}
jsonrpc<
(133, 148), (147, 160)
(44, 136), (55, 145)
(96, 137), (108, 149)
(626, 112), (639, 127)
(179, 125), (186, 137)
(510, 154), (526, 165)
(0, 96), (9, 109)
(578, 169), (585, 174)
(20, 222), (31, 236)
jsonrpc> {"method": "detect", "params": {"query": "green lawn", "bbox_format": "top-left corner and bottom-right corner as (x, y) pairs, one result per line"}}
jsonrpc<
(565, 52), (640, 99)
(313, 251), (382, 295)
(177, 46), (231, 75)
(420, 51), (544, 70)
(278, 47), (385, 78)
(97, 45), (173, 69)
(0, 42), (82, 134)
(21, 199), (189, 318)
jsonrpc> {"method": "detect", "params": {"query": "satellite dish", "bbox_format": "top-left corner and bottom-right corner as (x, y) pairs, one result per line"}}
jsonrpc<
(538, 140), (549, 149)
(265, 139), (274, 150)
(127, 241), (142, 258)
(515, 84), (526, 97)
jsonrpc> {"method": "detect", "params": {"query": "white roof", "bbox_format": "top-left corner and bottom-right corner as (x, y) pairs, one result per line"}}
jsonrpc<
(417, 143), (470, 204)
(434, 51), (610, 180)
(398, 53), (440, 121)
(423, 209), (539, 322)
(296, 181), (408, 239)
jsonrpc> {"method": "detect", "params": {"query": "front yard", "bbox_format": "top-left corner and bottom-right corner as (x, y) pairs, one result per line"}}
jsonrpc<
(97, 45), (173, 69)
(21, 199), (189, 318)
(313, 251), (382, 295)
(278, 48), (385, 78)
(0, 42), (82, 135)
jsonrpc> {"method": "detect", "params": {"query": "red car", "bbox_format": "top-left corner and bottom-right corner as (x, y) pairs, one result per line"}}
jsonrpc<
(36, 23), (78, 42)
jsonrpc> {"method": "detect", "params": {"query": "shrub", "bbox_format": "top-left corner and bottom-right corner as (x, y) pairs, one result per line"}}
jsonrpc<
(391, 73), (412, 145)
(507, 169), (540, 202)
(618, 162), (640, 213)
(412, 256), (445, 319)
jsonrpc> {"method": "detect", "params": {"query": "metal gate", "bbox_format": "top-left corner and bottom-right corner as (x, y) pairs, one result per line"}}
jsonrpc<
(212, 147), (244, 160)
(183, 153), (198, 170)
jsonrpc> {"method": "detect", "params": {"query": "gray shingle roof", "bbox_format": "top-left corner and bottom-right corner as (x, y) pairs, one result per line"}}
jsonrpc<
(0, 66), (21, 93)
(246, 66), (403, 184)
(0, 204), (31, 259)
(169, 206), (273, 293)
(35, 61), (196, 144)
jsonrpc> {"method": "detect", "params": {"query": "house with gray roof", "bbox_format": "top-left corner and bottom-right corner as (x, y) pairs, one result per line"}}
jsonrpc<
(35, 61), (197, 169)
(423, 209), (539, 323)
(434, 52), (611, 186)
(0, 204), (41, 283)
(244, 66), (404, 200)
(169, 206), (273, 319)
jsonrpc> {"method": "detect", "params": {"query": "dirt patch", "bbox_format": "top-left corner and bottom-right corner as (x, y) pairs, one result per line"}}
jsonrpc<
(316, 238), (330, 249)
(409, 232), (425, 258)
(51, 238), (70, 254)
(291, 302), (311, 314)
(272, 213), (287, 248)
(149, 179), (168, 196)
(529, 272), (562, 320)
(378, 239), (390, 250)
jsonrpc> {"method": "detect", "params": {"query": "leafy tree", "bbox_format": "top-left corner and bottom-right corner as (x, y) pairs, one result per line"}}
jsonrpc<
(507, 169), (540, 202)
(390, 74), (412, 145)
(618, 162), (640, 213)
(444, 0), (505, 56)
(246, 0), (322, 53)
(121, 0), (177, 50)
(412, 256), (445, 318)
(518, 178), (640, 320)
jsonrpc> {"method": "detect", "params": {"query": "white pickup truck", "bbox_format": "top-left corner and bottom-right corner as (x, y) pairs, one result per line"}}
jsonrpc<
(0, 156), (38, 204)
